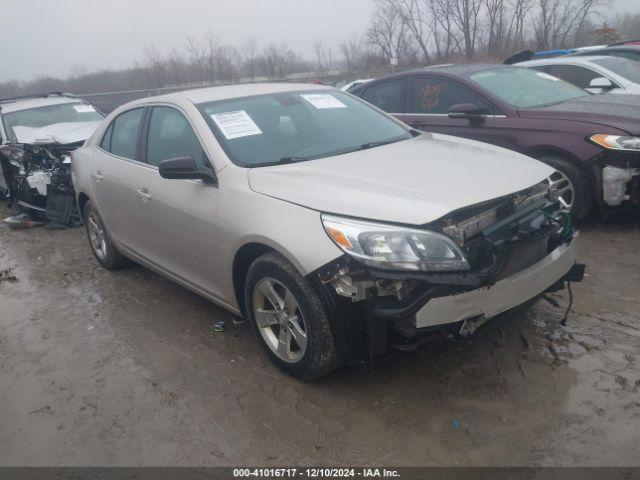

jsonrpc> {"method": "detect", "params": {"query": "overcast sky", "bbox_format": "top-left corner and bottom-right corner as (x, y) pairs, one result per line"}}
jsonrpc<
(0, 0), (635, 83)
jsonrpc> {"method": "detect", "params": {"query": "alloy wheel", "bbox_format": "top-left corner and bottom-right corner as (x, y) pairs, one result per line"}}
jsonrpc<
(252, 277), (308, 363)
(548, 170), (575, 211)
(87, 212), (108, 260)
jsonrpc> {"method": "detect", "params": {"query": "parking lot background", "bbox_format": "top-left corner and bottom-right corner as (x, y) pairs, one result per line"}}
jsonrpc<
(1, 203), (639, 466)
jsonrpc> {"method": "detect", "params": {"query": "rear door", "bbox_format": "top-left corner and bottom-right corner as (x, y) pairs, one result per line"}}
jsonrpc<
(397, 75), (498, 143)
(128, 105), (222, 298)
(91, 107), (145, 249)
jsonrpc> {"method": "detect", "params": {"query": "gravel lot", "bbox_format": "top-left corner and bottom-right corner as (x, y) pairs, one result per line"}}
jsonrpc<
(1, 202), (639, 467)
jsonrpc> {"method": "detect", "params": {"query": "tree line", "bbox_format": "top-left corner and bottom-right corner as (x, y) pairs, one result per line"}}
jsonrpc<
(0, 2), (638, 107)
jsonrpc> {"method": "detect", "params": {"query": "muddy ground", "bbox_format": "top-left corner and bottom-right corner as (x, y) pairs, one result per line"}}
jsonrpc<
(0, 202), (639, 467)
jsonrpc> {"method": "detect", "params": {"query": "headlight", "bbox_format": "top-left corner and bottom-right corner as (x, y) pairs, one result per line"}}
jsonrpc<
(590, 134), (640, 151)
(322, 214), (470, 272)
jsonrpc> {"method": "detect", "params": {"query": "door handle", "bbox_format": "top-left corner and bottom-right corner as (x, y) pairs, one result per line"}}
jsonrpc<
(92, 171), (104, 182)
(136, 188), (152, 203)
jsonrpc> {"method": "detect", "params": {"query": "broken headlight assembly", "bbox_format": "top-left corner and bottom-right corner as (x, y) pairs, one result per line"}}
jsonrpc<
(590, 134), (640, 151)
(322, 214), (470, 272)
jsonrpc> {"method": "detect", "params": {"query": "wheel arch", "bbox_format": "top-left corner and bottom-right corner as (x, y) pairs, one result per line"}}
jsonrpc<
(232, 242), (282, 316)
(77, 191), (91, 222)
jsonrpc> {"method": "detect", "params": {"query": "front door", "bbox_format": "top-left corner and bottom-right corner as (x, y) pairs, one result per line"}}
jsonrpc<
(128, 105), (222, 299)
(397, 75), (498, 144)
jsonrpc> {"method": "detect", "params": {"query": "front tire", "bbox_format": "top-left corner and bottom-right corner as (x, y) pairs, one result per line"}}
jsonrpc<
(244, 252), (337, 381)
(535, 153), (591, 222)
(83, 201), (131, 270)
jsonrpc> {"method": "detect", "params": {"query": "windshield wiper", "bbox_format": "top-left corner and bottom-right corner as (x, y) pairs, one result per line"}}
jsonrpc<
(254, 156), (311, 167)
(358, 138), (404, 150)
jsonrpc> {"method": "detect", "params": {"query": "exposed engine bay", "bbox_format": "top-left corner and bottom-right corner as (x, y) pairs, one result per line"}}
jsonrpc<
(315, 179), (585, 357)
(0, 141), (81, 227)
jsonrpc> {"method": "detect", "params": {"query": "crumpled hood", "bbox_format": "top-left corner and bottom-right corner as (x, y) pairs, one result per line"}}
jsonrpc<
(12, 121), (102, 145)
(248, 133), (554, 225)
(519, 94), (640, 134)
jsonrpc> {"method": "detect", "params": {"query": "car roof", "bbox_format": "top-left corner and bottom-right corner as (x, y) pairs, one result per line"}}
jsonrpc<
(360, 63), (512, 85)
(408, 63), (509, 77)
(131, 82), (334, 106)
(0, 93), (81, 114)
(519, 55), (620, 67)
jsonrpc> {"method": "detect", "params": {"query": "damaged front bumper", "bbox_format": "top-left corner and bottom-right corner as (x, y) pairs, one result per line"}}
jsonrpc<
(0, 142), (80, 226)
(316, 184), (584, 353)
(412, 235), (580, 329)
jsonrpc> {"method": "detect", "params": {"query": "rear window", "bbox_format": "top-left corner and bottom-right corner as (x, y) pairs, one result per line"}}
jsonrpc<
(101, 108), (144, 160)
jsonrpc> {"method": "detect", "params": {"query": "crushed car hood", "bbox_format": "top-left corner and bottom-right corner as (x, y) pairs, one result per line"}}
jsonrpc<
(519, 94), (640, 134)
(248, 133), (554, 225)
(12, 121), (102, 145)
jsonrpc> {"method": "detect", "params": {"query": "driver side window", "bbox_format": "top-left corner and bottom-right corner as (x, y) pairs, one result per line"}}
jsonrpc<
(407, 77), (496, 115)
(146, 106), (209, 168)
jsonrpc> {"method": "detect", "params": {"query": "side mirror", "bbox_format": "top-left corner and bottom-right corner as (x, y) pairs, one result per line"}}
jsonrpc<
(587, 77), (615, 92)
(158, 156), (216, 184)
(448, 103), (485, 120)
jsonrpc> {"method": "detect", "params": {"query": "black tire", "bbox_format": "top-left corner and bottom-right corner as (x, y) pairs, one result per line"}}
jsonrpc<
(535, 153), (592, 222)
(244, 252), (337, 381)
(83, 201), (131, 270)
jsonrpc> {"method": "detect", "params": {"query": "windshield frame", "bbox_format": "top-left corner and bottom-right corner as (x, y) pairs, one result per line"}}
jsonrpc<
(1, 101), (104, 143)
(468, 67), (591, 110)
(196, 89), (413, 168)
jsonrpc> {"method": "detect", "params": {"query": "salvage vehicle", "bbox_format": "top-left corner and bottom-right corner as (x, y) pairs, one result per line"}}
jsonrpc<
(350, 64), (640, 220)
(72, 83), (583, 380)
(517, 56), (640, 95)
(0, 92), (104, 225)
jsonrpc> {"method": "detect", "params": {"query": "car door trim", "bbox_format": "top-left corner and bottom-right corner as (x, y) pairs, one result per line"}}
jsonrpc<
(117, 242), (241, 315)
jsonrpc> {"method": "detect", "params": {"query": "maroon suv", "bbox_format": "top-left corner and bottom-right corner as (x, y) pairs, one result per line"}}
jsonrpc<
(350, 64), (640, 219)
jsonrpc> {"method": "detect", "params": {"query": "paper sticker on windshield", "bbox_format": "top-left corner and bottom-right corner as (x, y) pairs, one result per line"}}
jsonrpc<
(535, 72), (560, 82)
(74, 104), (96, 113)
(301, 94), (347, 110)
(210, 111), (262, 140)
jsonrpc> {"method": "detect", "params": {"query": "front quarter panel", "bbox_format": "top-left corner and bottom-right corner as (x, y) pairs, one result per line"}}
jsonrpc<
(216, 166), (343, 308)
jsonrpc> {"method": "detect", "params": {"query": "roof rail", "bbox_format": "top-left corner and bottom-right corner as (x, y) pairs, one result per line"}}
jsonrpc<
(608, 39), (640, 47)
(0, 91), (76, 104)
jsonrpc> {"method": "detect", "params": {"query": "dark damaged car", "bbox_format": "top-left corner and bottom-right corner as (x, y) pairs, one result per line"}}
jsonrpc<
(0, 93), (104, 226)
(351, 65), (640, 220)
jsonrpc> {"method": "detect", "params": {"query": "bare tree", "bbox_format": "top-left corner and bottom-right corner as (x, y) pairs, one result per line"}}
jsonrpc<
(367, 0), (414, 65)
(185, 37), (209, 82)
(339, 34), (364, 73)
(241, 38), (259, 80)
(142, 43), (168, 87)
(534, 0), (607, 50)
(313, 40), (333, 74)
(258, 43), (294, 79)
(395, 0), (432, 63)
(430, 0), (463, 59)
(483, 0), (507, 55)
(449, 0), (483, 59)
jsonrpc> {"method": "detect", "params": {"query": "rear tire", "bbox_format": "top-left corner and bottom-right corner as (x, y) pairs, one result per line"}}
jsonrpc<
(244, 252), (337, 381)
(535, 153), (591, 222)
(83, 201), (131, 270)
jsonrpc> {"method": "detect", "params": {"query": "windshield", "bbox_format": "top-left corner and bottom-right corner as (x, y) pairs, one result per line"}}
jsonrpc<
(592, 56), (640, 83)
(2, 102), (104, 142)
(470, 68), (589, 108)
(199, 90), (412, 167)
